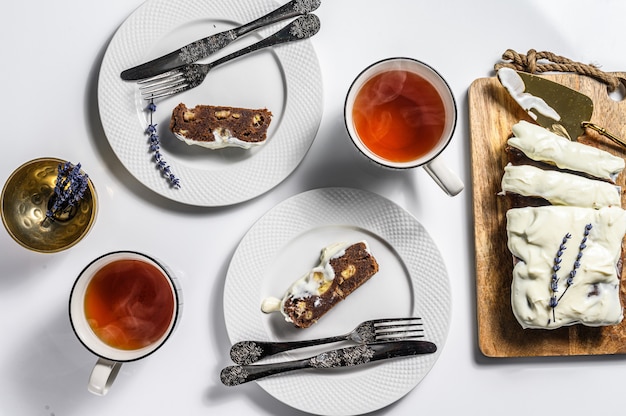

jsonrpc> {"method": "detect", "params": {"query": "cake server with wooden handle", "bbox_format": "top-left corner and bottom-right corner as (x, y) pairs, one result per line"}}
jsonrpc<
(497, 67), (625, 148)
(220, 340), (437, 386)
(120, 0), (321, 81)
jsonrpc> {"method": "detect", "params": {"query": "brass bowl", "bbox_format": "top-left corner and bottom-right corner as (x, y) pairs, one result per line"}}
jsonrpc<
(1, 157), (98, 253)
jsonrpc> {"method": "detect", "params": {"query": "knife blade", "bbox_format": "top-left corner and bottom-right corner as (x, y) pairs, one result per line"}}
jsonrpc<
(220, 340), (437, 386)
(496, 67), (593, 141)
(121, 0), (321, 81)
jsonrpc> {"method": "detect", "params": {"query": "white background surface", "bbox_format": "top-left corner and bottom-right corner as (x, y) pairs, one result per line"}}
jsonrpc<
(1, 1), (625, 415)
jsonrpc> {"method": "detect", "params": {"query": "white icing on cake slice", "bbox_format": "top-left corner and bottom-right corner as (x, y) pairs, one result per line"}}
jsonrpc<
(260, 242), (351, 322)
(507, 205), (626, 329)
(174, 129), (264, 150)
(508, 120), (625, 182)
(501, 163), (622, 209)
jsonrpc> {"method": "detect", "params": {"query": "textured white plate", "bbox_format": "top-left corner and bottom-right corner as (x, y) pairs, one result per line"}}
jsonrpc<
(223, 187), (451, 415)
(98, 0), (323, 206)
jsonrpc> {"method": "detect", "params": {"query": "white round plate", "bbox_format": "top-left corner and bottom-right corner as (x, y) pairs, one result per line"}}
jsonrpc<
(98, 0), (323, 206)
(223, 187), (451, 415)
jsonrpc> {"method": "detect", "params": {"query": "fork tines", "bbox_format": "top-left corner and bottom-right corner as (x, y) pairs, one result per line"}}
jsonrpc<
(138, 70), (189, 100)
(138, 64), (210, 99)
(374, 317), (424, 341)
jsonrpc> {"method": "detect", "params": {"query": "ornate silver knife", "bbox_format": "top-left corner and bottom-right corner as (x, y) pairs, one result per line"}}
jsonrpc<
(121, 0), (321, 81)
(220, 340), (437, 386)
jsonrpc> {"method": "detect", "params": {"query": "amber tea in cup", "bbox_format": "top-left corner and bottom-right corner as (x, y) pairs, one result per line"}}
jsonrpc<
(69, 251), (181, 395)
(345, 57), (464, 196)
(84, 258), (175, 350)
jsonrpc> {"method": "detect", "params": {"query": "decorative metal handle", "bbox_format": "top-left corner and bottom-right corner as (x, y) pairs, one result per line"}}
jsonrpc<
(209, 14), (320, 71)
(221, 358), (311, 386)
(234, 0), (321, 37)
(229, 335), (347, 365)
(582, 121), (626, 149)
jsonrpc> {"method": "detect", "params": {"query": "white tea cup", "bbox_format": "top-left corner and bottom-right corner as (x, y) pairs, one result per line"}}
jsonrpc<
(69, 251), (182, 395)
(344, 57), (464, 196)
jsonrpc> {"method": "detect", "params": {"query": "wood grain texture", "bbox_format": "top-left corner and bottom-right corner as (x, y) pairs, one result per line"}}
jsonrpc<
(469, 72), (626, 357)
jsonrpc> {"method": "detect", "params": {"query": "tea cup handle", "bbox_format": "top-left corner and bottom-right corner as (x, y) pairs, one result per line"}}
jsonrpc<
(88, 358), (122, 396)
(423, 156), (464, 196)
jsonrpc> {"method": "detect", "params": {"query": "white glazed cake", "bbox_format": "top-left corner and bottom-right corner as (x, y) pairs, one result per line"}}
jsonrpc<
(261, 241), (379, 329)
(502, 121), (626, 330)
(501, 163), (622, 209)
(507, 120), (625, 182)
(507, 206), (626, 329)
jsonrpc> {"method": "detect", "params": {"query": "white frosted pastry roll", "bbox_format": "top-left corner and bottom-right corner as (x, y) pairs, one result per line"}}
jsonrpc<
(501, 164), (621, 209)
(508, 120), (625, 182)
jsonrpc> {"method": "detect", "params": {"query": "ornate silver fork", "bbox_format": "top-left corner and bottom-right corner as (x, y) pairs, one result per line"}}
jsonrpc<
(229, 317), (424, 365)
(138, 14), (320, 99)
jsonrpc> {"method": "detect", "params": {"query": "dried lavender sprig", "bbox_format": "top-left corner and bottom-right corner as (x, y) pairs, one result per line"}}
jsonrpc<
(64, 162), (88, 206)
(549, 224), (593, 321)
(557, 224), (592, 302)
(45, 162), (89, 221)
(146, 99), (181, 189)
(549, 233), (570, 322)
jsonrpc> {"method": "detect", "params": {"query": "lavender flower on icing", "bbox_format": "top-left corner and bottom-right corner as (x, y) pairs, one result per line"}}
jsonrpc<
(548, 224), (593, 324)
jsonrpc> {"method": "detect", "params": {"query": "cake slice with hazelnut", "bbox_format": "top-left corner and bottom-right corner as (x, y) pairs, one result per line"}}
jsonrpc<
(261, 241), (380, 329)
(169, 103), (272, 149)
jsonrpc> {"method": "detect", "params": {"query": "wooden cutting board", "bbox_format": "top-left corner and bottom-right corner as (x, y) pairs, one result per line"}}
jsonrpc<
(469, 71), (626, 357)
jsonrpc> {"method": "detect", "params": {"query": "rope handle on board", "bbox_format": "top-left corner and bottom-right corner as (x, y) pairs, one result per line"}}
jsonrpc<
(494, 49), (626, 149)
(494, 49), (624, 92)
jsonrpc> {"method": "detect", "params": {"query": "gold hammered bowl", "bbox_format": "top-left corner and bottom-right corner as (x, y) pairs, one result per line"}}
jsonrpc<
(1, 157), (97, 253)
